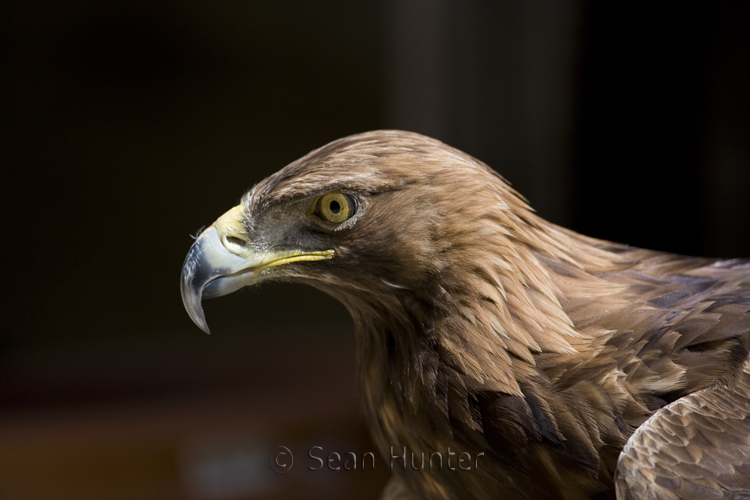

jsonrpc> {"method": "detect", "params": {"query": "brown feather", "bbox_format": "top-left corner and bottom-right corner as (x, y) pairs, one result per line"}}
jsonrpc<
(616, 359), (750, 499)
(222, 131), (750, 499)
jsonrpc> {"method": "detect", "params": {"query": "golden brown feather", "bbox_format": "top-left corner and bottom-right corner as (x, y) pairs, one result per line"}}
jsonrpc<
(181, 130), (750, 499)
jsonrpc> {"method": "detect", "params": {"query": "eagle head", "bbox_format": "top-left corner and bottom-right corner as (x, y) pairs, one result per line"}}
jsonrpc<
(181, 129), (542, 337)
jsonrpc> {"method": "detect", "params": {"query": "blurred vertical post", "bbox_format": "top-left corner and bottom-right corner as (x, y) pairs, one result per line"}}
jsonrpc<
(384, 0), (451, 140)
(701, 3), (750, 257)
(384, 0), (583, 227)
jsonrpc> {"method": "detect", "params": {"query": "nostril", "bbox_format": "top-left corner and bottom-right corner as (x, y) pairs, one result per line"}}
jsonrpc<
(225, 235), (247, 248)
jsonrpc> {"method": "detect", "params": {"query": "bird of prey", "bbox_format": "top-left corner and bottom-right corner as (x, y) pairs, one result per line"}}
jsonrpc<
(181, 130), (750, 500)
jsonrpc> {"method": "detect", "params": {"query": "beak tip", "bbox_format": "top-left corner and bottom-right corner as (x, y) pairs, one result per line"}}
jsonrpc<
(198, 319), (211, 335)
(181, 288), (212, 334)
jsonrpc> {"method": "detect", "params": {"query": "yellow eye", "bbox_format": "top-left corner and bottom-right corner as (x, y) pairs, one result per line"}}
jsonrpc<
(315, 193), (357, 223)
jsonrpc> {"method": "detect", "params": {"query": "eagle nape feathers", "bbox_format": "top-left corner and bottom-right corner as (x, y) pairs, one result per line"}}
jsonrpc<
(181, 130), (750, 500)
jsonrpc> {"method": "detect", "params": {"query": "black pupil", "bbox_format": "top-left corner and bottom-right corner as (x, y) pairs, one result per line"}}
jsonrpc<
(329, 200), (341, 214)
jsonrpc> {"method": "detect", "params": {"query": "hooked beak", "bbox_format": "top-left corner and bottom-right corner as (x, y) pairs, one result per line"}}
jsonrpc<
(180, 205), (334, 333)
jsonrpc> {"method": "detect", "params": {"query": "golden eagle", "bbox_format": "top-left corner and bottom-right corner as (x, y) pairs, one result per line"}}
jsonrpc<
(181, 130), (750, 500)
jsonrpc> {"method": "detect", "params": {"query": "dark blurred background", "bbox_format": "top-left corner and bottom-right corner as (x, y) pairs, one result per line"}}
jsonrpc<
(2, 1), (749, 499)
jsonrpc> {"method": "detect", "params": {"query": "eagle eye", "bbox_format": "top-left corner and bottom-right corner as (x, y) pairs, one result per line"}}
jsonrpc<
(315, 193), (357, 223)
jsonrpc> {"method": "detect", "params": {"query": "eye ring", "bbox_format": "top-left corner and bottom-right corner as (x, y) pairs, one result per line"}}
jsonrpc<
(315, 193), (358, 223)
